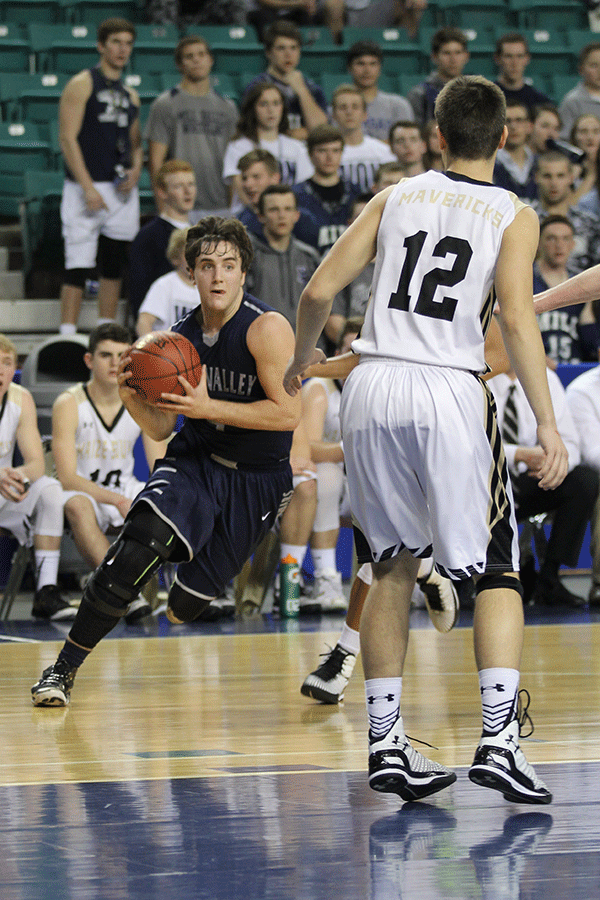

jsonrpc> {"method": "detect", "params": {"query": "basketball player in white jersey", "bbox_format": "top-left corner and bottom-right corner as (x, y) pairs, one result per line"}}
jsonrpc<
(52, 324), (167, 622)
(0, 335), (75, 620)
(285, 75), (568, 805)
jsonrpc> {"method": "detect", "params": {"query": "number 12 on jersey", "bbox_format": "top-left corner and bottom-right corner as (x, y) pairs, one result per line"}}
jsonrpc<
(388, 230), (473, 322)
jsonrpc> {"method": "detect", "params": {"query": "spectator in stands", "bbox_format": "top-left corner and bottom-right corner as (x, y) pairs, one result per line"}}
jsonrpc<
(145, 36), (237, 222)
(407, 27), (469, 127)
(493, 32), (551, 112)
(331, 84), (396, 192)
(493, 100), (537, 200)
(246, 0), (345, 43)
(293, 123), (362, 257)
(245, 185), (321, 327)
(576, 144), (600, 217)
(570, 113), (600, 203)
(389, 119), (426, 176)
(344, 40), (414, 143)
(52, 324), (167, 624)
(531, 150), (600, 275)
(532, 215), (599, 364)
(136, 228), (197, 336)
(327, 194), (373, 337)
(423, 118), (443, 170)
(529, 103), (562, 154)
(488, 365), (598, 608)
(0, 335), (75, 621)
(236, 148), (317, 245)
(58, 18), (142, 335)
(559, 42), (600, 138)
(242, 22), (328, 139)
(371, 160), (404, 191)
(223, 81), (313, 213)
(128, 160), (196, 321)
(566, 366), (600, 604)
(344, 0), (428, 38)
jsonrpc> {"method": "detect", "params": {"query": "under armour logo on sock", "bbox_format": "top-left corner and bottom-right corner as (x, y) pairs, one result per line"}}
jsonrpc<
(368, 693), (396, 703)
(481, 684), (505, 693)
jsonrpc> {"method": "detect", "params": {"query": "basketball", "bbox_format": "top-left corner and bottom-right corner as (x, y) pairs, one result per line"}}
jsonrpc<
(124, 331), (202, 404)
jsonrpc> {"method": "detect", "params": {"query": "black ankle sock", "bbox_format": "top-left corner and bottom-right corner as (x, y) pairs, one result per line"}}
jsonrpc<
(58, 641), (90, 670)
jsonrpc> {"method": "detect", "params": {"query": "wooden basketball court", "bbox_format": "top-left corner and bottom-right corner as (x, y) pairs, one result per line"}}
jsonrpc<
(1, 601), (599, 899)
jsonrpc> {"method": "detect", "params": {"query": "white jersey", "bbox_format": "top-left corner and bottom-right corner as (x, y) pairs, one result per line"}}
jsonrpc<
(0, 383), (24, 468)
(339, 136), (395, 192)
(138, 269), (198, 331)
(352, 171), (526, 372)
(67, 383), (141, 492)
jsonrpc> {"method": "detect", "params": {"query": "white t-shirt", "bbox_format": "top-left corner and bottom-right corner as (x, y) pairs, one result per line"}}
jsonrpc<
(339, 136), (396, 191)
(138, 270), (199, 331)
(223, 135), (314, 186)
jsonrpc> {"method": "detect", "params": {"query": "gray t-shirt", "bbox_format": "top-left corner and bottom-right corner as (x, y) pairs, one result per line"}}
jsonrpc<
(365, 90), (414, 143)
(145, 86), (238, 211)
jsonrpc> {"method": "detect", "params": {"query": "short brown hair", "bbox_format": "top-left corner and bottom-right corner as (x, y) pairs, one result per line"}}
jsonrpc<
(435, 75), (506, 161)
(257, 184), (297, 214)
(494, 31), (529, 56)
(332, 83), (366, 111)
(431, 27), (468, 55)
(175, 35), (211, 67)
(0, 334), (17, 364)
(89, 323), (133, 354)
(263, 21), (302, 50)
(166, 227), (190, 265)
(539, 214), (574, 236)
(97, 18), (136, 45)
(155, 159), (195, 190)
(238, 148), (279, 175)
(185, 217), (253, 274)
(579, 42), (600, 68)
(306, 123), (344, 154)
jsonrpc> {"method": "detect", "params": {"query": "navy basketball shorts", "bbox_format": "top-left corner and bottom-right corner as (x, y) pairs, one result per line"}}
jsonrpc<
(131, 454), (293, 600)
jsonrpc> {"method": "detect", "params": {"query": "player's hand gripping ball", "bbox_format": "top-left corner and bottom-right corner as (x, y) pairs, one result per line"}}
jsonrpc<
(124, 331), (202, 404)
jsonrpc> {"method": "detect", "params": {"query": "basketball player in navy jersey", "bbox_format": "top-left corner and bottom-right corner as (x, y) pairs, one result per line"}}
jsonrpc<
(285, 75), (568, 805)
(58, 18), (142, 334)
(32, 217), (300, 707)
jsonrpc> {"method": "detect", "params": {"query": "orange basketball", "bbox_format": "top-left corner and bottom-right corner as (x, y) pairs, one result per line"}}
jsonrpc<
(125, 331), (202, 404)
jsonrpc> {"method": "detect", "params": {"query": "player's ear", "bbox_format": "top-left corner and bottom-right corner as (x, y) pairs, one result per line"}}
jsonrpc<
(498, 124), (508, 150)
(84, 351), (93, 371)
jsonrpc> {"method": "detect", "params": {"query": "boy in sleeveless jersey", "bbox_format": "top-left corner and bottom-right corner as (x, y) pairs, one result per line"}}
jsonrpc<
(285, 76), (568, 805)
(32, 219), (300, 707)
(0, 335), (75, 620)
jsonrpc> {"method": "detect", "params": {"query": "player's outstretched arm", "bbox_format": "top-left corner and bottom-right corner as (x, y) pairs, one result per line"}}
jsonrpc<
(495, 207), (568, 490)
(533, 263), (600, 315)
(284, 190), (388, 395)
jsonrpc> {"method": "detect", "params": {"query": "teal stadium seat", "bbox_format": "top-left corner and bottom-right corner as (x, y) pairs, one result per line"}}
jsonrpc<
(567, 29), (600, 59)
(547, 73), (580, 104)
(138, 167), (156, 218)
(0, 72), (69, 125)
(508, 0), (589, 30)
(0, 0), (61, 25)
(28, 23), (98, 74)
(60, 0), (145, 25)
(19, 169), (63, 277)
(0, 24), (31, 73)
(129, 23), (179, 76)
(451, 1), (514, 32)
(0, 123), (51, 217)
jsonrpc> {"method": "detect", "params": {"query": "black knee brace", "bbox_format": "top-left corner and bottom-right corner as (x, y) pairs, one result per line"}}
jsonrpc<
(76, 509), (178, 625)
(97, 235), (129, 280)
(167, 580), (214, 623)
(476, 573), (524, 599)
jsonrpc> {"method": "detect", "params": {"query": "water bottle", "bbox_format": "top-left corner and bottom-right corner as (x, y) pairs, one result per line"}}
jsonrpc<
(279, 553), (300, 618)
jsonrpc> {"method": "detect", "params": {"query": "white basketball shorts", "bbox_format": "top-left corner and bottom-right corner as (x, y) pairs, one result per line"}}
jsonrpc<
(61, 179), (140, 270)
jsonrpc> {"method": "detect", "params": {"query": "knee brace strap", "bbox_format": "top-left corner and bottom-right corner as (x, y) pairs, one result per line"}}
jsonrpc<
(168, 580), (213, 623)
(81, 510), (178, 619)
(477, 573), (524, 599)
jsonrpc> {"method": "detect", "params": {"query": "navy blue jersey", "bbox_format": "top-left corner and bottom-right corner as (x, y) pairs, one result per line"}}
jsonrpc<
(293, 179), (361, 256)
(67, 66), (138, 183)
(169, 292), (293, 470)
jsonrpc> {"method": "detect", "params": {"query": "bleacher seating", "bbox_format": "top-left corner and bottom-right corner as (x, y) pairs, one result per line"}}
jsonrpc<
(60, 0), (145, 26)
(508, 0), (589, 30)
(0, 122), (51, 216)
(0, 0), (62, 25)
(0, 24), (31, 74)
(28, 23), (98, 74)
(19, 168), (63, 278)
(0, 72), (69, 125)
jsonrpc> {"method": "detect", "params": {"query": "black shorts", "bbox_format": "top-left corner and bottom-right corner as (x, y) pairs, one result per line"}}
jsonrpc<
(131, 454), (293, 598)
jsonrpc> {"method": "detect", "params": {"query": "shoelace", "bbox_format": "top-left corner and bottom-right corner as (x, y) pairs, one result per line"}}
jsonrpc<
(316, 645), (351, 678)
(515, 688), (534, 739)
